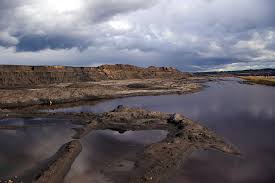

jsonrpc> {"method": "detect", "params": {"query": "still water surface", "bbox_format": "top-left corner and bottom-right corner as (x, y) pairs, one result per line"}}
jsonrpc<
(0, 121), (74, 179)
(0, 119), (167, 182)
(1, 78), (275, 182)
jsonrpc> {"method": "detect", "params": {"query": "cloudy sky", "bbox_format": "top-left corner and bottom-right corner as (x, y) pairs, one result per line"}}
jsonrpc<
(0, 0), (275, 71)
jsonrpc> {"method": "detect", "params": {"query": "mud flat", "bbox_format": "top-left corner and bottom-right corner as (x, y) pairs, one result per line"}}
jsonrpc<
(1, 106), (240, 183)
(0, 78), (204, 109)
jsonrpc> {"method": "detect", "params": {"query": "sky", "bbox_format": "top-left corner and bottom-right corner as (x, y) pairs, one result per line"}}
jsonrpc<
(0, 0), (275, 71)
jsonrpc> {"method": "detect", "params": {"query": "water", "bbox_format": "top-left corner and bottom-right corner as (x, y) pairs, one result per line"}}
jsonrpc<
(0, 118), (71, 126)
(0, 120), (75, 179)
(65, 130), (168, 183)
(48, 78), (275, 183)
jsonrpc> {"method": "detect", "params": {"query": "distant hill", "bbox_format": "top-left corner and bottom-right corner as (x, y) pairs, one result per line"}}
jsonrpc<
(194, 68), (275, 77)
(0, 64), (190, 88)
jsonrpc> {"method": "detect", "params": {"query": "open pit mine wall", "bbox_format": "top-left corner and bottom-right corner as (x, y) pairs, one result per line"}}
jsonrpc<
(0, 64), (190, 88)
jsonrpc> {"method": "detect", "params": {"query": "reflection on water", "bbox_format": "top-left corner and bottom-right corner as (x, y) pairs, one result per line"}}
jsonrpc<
(0, 119), (74, 179)
(51, 78), (275, 183)
(65, 130), (168, 183)
(0, 118), (70, 126)
(0, 117), (167, 182)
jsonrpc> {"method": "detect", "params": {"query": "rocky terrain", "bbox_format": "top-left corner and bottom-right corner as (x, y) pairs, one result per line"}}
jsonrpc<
(0, 106), (240, 183)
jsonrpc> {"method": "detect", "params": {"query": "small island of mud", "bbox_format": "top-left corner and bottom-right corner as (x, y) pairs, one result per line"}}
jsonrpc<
(0, 106), (240, 183)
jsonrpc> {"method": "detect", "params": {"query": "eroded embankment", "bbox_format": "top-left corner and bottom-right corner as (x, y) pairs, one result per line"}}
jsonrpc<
(0, 64), (189, 89)
(0, 106), (240, 183)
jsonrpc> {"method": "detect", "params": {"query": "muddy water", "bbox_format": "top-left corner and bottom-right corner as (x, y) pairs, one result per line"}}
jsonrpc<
(50, 78), (275, 183)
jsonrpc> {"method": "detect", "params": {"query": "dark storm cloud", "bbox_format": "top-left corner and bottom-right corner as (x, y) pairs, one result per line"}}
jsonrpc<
(0, 0), (24, 10)
(16, 34), (91, 52)
(0, 0), (274, 71)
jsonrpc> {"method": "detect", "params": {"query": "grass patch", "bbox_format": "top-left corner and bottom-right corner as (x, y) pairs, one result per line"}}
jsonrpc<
(241, 76), (275, 86)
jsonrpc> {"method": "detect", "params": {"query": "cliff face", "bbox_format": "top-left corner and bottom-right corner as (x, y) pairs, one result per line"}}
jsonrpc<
(0, 64), (190, 88)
